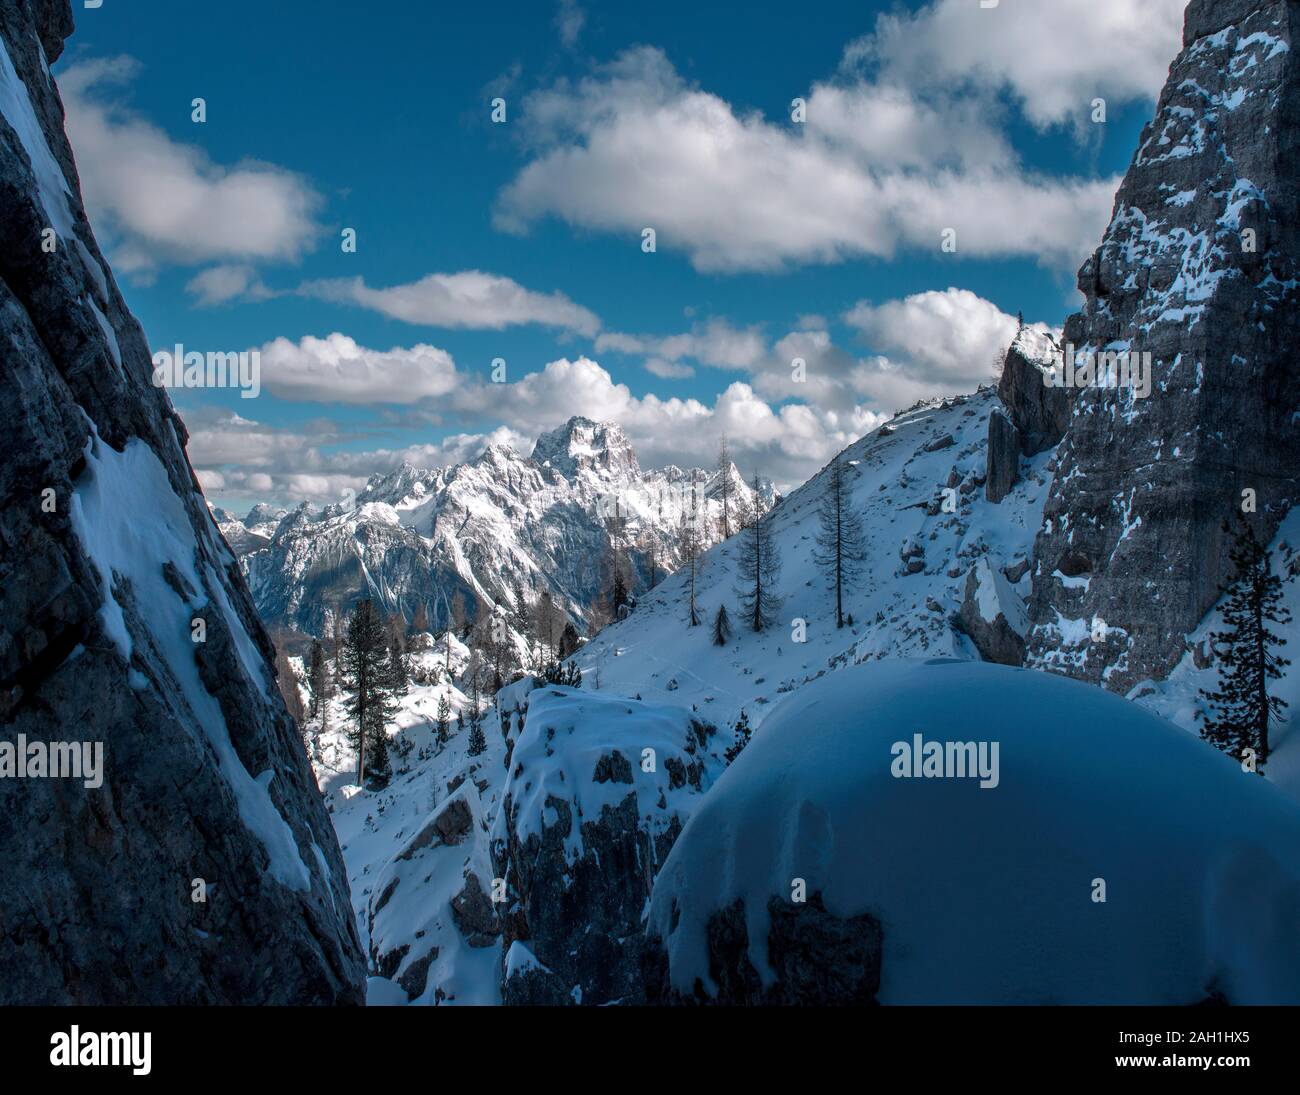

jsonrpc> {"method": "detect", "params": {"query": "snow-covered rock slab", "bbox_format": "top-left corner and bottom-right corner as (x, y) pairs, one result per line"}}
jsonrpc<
(647, 659), (1300, 1004)
(491, 686), (723, 1004)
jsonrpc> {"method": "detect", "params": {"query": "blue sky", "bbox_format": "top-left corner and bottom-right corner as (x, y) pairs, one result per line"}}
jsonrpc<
(54, 0), (1188, 508)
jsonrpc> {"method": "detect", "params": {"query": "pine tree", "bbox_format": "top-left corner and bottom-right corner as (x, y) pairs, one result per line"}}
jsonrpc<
(1199, 521), (1291, 772)
(724, 710), (751, 765)
(307, 638), (327, 718)
(340, 599), (395, 786)
(813, 454), (868, 628)
(712, 603), (731, 647)
(736, 473), (782, 632)
(435, 693), (451, 747)
(716, 437), (734, 539)
(680, 483), (706, 627)
(467, 716), (487, 758)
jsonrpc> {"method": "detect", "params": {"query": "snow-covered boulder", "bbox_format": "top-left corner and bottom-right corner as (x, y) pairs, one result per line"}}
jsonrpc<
(958, 556), (1028, 665)
(646, 660), (1300, 1004)
(491, 687), (722, 1005)
(367, 783), (501, 1004)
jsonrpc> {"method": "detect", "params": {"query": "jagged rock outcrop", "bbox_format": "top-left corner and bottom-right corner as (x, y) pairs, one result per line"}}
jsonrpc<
(1026, 0), (1300, 691)
(490, 687), (720, 1005)
(0, 0), (364, 1003)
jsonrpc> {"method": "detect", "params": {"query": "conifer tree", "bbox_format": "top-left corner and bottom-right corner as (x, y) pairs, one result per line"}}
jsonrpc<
(679, 483), (706, 627)
(813, 454), (868, 628)
(340, 599), (395, 786)
(712, 603), (731, 646)
(435, 693), (451, 747)
(307, 638), (327, 718)
(1200, 521), (1291, 772)
(724, 710), (752, 765)
(736, 474), (782, 632)
(716, 437), (734, 539)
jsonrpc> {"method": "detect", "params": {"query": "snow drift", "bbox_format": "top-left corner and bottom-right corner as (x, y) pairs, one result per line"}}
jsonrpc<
(648, 659), (1300, 1004)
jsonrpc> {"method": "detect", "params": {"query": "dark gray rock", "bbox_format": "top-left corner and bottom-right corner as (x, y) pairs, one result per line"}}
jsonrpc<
(0, 0), (364, 1003)
(1025, 0), (1300, 692)
(997, 329), (1071, 455)
(643, 893), (882, 1006)
(985, 409), (1021, 503)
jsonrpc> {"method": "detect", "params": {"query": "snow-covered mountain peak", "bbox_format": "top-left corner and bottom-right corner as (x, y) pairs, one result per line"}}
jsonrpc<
(530, 415), (642, 482)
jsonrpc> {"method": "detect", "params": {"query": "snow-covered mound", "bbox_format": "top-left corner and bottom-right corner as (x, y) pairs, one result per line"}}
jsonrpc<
(648, 659), (1300, 1005)
(491, 686), (726, 1004)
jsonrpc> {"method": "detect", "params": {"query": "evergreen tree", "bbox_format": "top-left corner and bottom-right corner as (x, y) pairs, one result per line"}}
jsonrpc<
(712, 603), (732, 647)
(340, 599), (395, 786)
(467, 716), (487, 757)
(1199, 521), (1291, 771)
(456, 710), (465, 738)
(812, 454), (868, 628)
(736, 474), (782, 632)
(307, 638), (327, 718)
(435, 693), (451, 747)
(715, 437), (734, 539)
(679, 483), (706, 627)
(724, 710), (752, 765)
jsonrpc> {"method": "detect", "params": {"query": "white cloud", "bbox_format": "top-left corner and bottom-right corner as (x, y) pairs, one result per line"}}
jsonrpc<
(843, 288), (1019, 383)
(595, 317), (766, 371)
(555, 0), (586, 49)
(60, 57), (321, 273)
(186, 264), (274, 306)
(298, 271), (600, 336)
(855, 0), (1186, 130)
(258, 333), (459, 404)
(495, 47), (1122, 273)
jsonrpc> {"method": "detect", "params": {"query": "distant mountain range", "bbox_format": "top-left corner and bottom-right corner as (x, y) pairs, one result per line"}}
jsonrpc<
(214, 416), (776, 641)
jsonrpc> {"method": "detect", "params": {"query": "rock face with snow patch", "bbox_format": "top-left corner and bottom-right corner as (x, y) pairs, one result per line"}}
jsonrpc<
(958, 556), (1028, 665)
(490, 687), (721, 1005)
(1026, 0), (1300, 691)
(0, 0), (363, 1003)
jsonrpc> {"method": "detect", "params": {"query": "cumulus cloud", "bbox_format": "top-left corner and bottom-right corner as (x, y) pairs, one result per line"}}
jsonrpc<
(844, 288), (1019, 383)
(297, 271), (601, 335)
(854, 0), (1185, 130)
(59, 57), (322, 274)
(494, 0), (1184, 275)
(258, 333), (459, 404)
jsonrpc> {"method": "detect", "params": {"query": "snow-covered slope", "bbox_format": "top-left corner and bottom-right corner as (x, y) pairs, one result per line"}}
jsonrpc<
(238, 416), (770, 642)
(647, 659), (1300, 1004)
(574, 387), (1052, 732)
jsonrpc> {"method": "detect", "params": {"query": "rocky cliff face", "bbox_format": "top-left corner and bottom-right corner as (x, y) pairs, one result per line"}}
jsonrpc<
(0, 0), (365, 1003)
(1026, 0), (1300, 691)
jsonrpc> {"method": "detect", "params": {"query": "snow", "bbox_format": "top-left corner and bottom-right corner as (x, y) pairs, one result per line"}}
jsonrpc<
(648, 659), (1300, 1004)
(574, 389), (1050, 732)
(492, 685), (721, 863)
(67, 432), (311, 892)
(974, 556), (1028, 636)
(0, 35), (74, 237)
